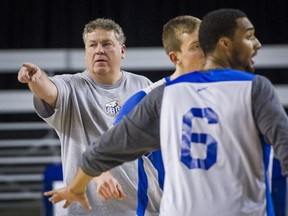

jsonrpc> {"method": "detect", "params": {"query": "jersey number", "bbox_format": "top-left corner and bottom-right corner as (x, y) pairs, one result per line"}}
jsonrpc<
(181, 107), (218, 170)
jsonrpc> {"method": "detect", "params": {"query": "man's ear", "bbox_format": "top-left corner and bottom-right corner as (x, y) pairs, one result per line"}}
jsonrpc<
(121, 44), (126, 59)
(218, 37), (231, 49)
(169, 51), (178, 65)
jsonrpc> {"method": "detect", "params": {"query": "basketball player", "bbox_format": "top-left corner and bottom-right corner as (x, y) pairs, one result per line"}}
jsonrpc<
(113, 15), (204, 216)
(44, 9), (288, 216)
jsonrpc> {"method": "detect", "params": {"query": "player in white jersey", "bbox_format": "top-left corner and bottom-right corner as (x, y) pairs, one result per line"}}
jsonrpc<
(114, 78), (166, 216)
(44, 9), (288, 216)
(113, 16), (204, 216)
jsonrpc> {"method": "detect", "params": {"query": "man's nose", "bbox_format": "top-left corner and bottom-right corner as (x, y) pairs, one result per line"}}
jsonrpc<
(96, 45), (105, 54)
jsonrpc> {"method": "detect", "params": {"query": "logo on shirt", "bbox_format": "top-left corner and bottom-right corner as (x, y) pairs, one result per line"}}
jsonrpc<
(105, 100), (121, 116)
(196, 87), (207, 92)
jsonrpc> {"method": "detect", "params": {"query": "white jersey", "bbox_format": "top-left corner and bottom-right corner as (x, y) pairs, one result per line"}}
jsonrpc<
(159, 69), (271, 216)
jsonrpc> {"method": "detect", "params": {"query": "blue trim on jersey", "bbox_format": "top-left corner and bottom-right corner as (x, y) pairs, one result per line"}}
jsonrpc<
(164, 76), (170, 83)
(271, 158), (286, 216)
(137, 150), (165, 216)
(166, 69), (256, 86)
(148, 150), (165, 190)
(137, 157), (149, 216)
(260, 135), (275, 216)
(114, 76), (170, 126)
(114, 91), (147, 126)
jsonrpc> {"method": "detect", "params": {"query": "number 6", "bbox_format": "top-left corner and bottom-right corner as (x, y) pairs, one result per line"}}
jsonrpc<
(181, 107), (218, 170)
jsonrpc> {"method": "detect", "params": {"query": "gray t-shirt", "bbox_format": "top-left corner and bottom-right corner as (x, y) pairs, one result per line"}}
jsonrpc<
(34, 70), (151, 216)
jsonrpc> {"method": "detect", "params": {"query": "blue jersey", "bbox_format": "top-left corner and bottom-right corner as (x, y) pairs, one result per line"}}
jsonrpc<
(114, 77), (169, 216)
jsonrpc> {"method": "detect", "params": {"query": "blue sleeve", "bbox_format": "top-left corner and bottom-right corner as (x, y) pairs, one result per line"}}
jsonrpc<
(114, 90), (147, 126)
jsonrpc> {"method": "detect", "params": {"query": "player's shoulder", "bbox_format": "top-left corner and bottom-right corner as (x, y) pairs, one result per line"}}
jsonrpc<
(142, 78), (167, 94)
(252, 74), (274, 95)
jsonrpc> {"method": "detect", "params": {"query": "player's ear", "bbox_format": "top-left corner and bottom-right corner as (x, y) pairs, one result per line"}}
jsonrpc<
(169, 51), (178, 65)
(218, 37), (231, 49)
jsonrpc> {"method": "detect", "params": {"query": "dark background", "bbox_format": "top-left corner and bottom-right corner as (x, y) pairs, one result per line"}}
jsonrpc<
(1, 0), (288, 49)
(1, 0), (288, 87)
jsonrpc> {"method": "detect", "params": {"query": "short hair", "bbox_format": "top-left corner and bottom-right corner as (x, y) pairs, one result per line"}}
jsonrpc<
(82, 18), (126, 45)
(199, 8), (247, 55)
(162, 15), (201, 55)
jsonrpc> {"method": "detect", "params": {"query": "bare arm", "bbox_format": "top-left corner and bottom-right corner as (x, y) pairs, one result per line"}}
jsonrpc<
(44, 168), (93, 210)
(17, 62), (58, 108)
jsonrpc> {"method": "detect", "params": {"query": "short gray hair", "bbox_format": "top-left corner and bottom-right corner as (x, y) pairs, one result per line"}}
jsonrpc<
(82, 18), (126, 45)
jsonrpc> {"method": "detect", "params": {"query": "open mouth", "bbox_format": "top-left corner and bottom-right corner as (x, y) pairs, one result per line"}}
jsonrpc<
(96, 59), (106, 62)
(251, 52), (257, 65)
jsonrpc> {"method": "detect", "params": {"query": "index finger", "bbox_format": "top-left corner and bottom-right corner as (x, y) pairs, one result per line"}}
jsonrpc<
(22, 63), (38, 72)
(44, 189), (57, 197)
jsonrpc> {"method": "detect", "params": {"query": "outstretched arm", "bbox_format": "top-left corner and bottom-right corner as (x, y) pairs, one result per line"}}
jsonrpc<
(44, 168), (93, 210)
(17, 62), (58, 108)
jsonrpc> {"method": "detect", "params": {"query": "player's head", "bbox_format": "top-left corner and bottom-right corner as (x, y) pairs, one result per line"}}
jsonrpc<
(162, 15), (201, 55)
(199, 8), (261, 72)
(162, 15), (204, 74)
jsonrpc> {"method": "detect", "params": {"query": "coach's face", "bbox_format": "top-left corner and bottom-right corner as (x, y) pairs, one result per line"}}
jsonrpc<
(84, 29), (125, 83)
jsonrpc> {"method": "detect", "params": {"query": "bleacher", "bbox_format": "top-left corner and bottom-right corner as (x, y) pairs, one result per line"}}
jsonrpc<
(0, 91), (61, 216)
(0, 46), (288, 216)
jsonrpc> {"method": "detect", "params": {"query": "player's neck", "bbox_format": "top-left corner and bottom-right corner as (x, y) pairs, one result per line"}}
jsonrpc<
(170, 69), (197, 81)
(203, 55), (231, 71)
(170, 71), (181, 81)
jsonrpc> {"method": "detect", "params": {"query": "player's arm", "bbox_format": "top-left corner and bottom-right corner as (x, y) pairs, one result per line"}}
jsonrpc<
(44, 168), (92, 210)
(18, 62), (58, 108)
(252, 75), (288, 176)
